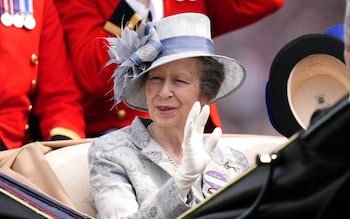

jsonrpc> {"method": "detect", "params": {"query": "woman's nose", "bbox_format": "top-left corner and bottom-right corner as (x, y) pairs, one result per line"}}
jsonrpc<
(158, 81), (173, 98)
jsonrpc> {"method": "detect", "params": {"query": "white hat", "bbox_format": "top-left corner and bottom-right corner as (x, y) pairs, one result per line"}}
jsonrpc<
(107, 13), (246, 111)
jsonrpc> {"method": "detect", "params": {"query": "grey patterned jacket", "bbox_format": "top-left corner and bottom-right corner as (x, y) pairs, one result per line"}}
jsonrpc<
(88, 117), (248, 219)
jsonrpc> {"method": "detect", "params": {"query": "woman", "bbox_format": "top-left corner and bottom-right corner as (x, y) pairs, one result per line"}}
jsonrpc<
(89, 13), (248, 218)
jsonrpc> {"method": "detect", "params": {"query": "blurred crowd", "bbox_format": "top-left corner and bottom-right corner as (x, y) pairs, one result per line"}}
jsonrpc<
(215, 0), (345, 135)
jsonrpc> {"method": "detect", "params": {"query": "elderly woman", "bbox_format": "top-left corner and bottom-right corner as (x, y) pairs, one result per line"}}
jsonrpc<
(88, 13), (248, 218)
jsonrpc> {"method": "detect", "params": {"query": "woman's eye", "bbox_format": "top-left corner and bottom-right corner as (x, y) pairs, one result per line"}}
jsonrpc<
(148, 76), (161, 80)
(175, 79), (188, 84)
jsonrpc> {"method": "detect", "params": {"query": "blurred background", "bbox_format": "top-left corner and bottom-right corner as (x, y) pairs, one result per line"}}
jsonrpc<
(215, 0), (346, 136)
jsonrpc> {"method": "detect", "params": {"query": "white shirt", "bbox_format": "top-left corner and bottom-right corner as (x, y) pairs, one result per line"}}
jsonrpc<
(125, 0), (164, 21)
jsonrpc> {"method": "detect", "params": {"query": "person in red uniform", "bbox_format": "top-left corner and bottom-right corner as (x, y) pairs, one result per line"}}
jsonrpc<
(0, 0), (86, 150)
(54, 0), (285, 137)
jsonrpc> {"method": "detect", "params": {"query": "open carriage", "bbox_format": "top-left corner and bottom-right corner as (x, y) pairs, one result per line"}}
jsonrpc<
(0, 133), (287, 218)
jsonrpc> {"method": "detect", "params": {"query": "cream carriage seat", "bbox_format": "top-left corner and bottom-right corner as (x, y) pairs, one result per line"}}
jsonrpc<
(44, 134), (287, 218)
(44, 141), (96, 218)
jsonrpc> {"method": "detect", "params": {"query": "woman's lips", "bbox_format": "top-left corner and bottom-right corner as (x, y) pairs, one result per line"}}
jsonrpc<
(157, 105), (175, 114)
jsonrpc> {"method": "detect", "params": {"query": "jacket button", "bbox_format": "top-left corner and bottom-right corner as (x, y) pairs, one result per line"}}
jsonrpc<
(31, 79), (36, 87)
(29, 79), (37, 94)
(28, 105), (33, 112)
(31, 54), (39, 65)
(25, 124), (29, 131)
(117, 109), (126, 120)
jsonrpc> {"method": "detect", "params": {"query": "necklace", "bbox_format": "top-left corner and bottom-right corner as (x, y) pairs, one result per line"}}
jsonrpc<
(147, 123), (179, 170)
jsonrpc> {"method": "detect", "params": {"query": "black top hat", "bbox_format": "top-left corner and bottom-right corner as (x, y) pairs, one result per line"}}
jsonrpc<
(266, 33), (350, 137)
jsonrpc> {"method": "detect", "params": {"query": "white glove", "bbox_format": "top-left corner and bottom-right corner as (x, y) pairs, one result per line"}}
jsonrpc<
(175, 101), (222, 200)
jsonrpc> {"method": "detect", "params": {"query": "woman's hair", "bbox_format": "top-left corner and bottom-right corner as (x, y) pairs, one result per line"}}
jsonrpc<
(198, 56), (225, 101)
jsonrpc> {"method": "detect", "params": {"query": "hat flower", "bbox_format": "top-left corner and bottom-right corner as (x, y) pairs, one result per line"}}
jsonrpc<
(105, 22), (162, 106)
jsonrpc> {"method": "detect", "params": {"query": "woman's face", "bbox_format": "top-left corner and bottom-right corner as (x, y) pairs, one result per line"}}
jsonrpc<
(145, 58), (206, 129)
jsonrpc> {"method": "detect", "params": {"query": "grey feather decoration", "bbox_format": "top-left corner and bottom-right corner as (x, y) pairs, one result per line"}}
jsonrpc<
(106, 22), (162, 107)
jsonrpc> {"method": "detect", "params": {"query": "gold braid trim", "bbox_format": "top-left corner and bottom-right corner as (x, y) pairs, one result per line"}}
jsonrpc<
(103, 13), (143, 37)
(50, 127), (81, 140)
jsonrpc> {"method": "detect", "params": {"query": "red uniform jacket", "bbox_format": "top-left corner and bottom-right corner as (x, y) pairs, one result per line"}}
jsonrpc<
(0, 0), (86, 149)
(54, 0), (284, 136)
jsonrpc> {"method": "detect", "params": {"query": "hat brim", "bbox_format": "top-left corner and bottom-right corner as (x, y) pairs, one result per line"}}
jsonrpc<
(123, 51), (246, 111)
(266, 34), (348, 137)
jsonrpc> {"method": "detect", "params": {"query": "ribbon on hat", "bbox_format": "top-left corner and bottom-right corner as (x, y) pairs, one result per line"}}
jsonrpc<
(105, 22), (162, 107)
